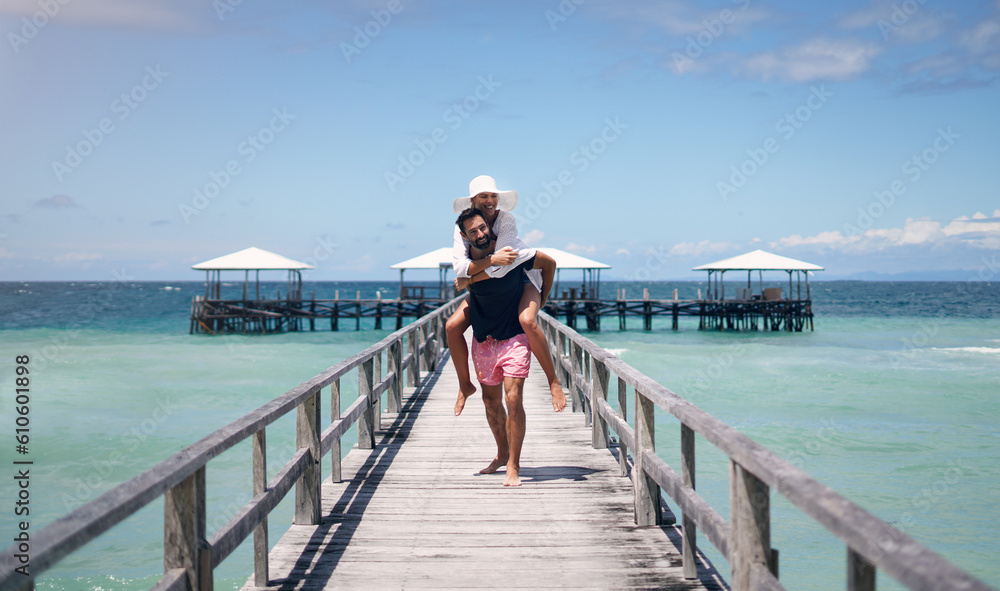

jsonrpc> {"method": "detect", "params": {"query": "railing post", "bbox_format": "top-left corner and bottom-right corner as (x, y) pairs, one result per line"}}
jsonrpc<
(591, 358), (609, 449)
(358, 358), (376, 449)
(634, 390), (661, 526)
(570, 341), (585, 417)
(295, 390), (322, 525)
(373, 350), (382, 430)
(164, 466), (211, 590)
(617, 377), (628, 477)
(556, 332), (568, 395)
(252, 429), (268, 587)
(848, 548), (876, 591)
(388, 340), (402, 413)
(407, 328), (420, 388)
(730, 461), (772, 590)
(419, 324), (430, 373)
(681, 423), (697, 579)
(330, 379), (341, 483)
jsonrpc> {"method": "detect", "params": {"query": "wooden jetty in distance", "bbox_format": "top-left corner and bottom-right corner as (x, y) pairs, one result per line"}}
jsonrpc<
(189, 292), (448, 334)
(188, 247), (822, 334)
(546, 294), (813, 332)
(3, 299), (992, 591)
(189, 290), (815, 335)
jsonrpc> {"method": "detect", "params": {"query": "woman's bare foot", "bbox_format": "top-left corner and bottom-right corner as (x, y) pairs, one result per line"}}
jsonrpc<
(454, 381), (477, 416)
(550, 381), (567, 412)
(479, 456), (508, 474)
(503, 466), (522, 487)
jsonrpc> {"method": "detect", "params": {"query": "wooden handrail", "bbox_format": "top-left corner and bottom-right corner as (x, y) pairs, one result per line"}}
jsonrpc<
(0, 296), (462, 591)
(537, 310), (993, 591)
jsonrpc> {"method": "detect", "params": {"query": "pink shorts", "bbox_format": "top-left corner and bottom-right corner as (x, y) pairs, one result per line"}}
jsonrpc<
(471, 333), (531, 386)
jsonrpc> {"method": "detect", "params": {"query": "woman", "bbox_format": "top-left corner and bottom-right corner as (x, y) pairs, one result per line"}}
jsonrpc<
(448, 175), (566, 415)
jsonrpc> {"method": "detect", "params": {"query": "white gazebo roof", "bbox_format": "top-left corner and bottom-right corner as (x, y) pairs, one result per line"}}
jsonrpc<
(388, 247), (610, 270)
(692, 250), (823, 272)
(390, 247), (454, 270)
(537, 248), (610, 270)
(192, 247), (314, 271)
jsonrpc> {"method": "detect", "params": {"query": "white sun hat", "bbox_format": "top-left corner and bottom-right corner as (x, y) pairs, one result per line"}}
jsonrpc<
(452, 175), (519, 214)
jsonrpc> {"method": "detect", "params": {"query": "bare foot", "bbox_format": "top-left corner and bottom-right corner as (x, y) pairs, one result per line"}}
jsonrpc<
(550, 381), (567, 412)
(479, 456), (508, 474)
(454, 381), (477, 416)
(503, 466), (522, 487)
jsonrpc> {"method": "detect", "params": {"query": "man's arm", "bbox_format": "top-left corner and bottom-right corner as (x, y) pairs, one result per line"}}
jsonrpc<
(455, 244), (506, 292)
(454, 268), (492, 292)
(532, 251), (556, 307)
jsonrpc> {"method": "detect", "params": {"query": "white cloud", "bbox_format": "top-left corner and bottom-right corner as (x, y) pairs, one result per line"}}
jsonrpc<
(841, 1), (950, 43)
(669, 240), (738, 257)
(0, 0), (207, 32)
(772, 211), (1000, 253)
(960, 16), (1000, 54)
(616, 248), (631, 256)
(522, 229), (544, 245)
(732, 38), (881, 82)
(774, 231), (858, 248)
(565, 242), (597, 254)
(53, 252), (103, 263)
(34, 195), (79, 209)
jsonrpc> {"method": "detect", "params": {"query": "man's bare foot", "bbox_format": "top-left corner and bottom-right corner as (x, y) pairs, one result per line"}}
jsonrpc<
(550, 381), (567, 412)
(454, 381), (477, 416)
(503, 466), (522, 487)
(479, 456), (508, 474)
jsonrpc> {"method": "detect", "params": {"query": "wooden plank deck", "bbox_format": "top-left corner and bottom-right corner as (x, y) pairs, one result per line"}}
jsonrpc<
(243, 340), (729, 590)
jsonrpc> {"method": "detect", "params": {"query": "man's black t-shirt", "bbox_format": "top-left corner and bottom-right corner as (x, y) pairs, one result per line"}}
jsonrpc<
(467, 255), (535, 343)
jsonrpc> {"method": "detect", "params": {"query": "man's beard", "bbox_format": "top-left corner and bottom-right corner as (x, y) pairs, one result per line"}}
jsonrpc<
(473, 235), (492, 250)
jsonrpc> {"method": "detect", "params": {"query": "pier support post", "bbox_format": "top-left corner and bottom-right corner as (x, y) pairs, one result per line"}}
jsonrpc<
(634, 391), (661, 526)
(591, 358), (610, 449)
(295, 390), (322, 525)
(730, 461), (772, 590)
(358, 359), (376, 449)
(164, 466), (210, 590)
(252, 429), (269, 587)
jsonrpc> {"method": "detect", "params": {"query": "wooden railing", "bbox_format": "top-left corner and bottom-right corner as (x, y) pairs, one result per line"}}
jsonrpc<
(538, 310), (992, 591)
(0, 296), (460, 591)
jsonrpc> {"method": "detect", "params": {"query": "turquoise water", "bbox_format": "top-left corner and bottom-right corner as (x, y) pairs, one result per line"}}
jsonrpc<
(589, 315), (1000, 590)
(1, 281), (998, 590)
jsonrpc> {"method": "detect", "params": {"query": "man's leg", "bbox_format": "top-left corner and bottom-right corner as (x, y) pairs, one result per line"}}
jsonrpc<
(479, 383), (509, 474)
(517, 286), (567, 412)
(502, 376), (526, 487)
(446, 299), (477, 415)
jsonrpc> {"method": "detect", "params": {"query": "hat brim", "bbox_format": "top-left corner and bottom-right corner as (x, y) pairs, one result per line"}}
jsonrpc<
(452, 190), (518, 214)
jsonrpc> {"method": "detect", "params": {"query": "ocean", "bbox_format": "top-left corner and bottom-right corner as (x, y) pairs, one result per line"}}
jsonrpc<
(1, 280), (997, 590)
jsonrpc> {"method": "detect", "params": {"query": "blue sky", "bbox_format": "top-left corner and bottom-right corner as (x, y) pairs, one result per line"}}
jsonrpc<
(1, 0), (999, 281)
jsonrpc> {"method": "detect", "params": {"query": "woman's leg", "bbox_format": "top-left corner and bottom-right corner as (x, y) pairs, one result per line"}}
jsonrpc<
(446, 299), (477, 415)
(518, 285), (567, 412)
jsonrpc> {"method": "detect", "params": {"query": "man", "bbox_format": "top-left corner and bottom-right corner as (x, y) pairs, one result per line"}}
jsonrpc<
(454, 207), (557, 487)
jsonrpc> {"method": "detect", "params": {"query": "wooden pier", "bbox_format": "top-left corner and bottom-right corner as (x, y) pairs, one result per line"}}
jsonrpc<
(545, 297), (814, 332)
(245, 348), (726, 590)
(189, 295), (448, 334)
(190, 294), (814, 335)
(5, 300), (990, 591)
